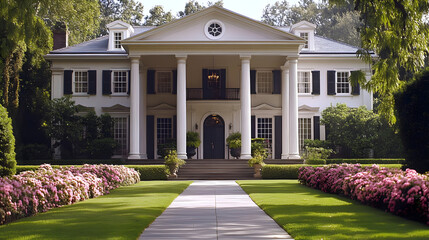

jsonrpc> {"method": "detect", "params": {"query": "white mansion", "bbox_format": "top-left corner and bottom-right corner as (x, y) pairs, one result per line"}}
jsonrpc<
(45, 6), (372, 160)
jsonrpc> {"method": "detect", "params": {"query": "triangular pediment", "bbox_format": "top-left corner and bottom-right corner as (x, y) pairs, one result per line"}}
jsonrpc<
(107, 20), (132, 30)
(124, 6), (302, 43)
(299, 105), (319, 112)
(102, 104), (130, 113)
(76, 104), (95, 113)
(252, 103), (281, 111)
(149, 103), (176, 111)
(291, 21), (316, 31)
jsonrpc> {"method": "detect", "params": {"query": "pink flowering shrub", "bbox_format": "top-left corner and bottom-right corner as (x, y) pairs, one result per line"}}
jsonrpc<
(298, 164), (429, 224)
(0, 164), (140, 225)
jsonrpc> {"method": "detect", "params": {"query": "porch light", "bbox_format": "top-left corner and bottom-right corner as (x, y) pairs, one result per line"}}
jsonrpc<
(208, 72), (219, 80)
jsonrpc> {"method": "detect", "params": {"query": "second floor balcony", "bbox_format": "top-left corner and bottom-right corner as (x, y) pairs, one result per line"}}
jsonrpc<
(187, 88), (240, 100)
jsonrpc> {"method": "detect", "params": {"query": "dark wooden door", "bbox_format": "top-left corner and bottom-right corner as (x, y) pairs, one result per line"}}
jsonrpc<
(203, 115), (225, 159)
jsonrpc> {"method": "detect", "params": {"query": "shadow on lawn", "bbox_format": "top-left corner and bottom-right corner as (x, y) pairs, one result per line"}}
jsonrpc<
(0, 181), (191, 240)
(239, 180), (429, 240)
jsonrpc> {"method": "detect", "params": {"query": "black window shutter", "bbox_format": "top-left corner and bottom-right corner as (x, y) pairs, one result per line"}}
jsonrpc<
(147, 115), (155, 159)
(251, 116), (255, 138)
(63, 70), (73, 95)
(275, 116), (282, 159)
(88, 70), (96, 95)
(147, 70), (155, 94)
(250, 70), (256, 94)
(102, 70), (112, 95)
(311, 71), (320, 95)
(272, 70), (281, 94)
(127, 70), (131, 95)
(172, 70), (177, 94)
(313, 116), (320, 140)
(351, 71), (360, 95)
(173, 115), (177, 140)
(327, 70), (336, 95)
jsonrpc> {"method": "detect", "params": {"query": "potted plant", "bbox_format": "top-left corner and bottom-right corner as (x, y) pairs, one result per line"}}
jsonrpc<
(226, 132), (241, 158)
(164, 150), (186, 178)
(248, 151), (266, 178)
(186, 131), (201, 159)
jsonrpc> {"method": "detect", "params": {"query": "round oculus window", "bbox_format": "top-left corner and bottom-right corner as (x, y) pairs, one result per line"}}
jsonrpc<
(204, 20), (225, 39)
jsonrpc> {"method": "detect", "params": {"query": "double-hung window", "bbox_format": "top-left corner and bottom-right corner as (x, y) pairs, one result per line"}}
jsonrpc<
(298, 118), (312, 151)
(257, 71), (273, 94)
(336, 71), (350, 94)
(298, 71), (311, 94)
(300, 32), (309, 49)
(114, 32), (122, 49)
(113, 117), (128, 156)
(157, 118), (173, 145)
(112, 70), (128, 94)
(73, 71), (88, 94)
(257, 117), (273, 158)
(156, 71), (172, 93)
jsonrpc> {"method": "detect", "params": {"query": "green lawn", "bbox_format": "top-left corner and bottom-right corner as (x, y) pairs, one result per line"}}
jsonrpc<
(0, 181), (191, 240)
(238, 180), (429, 240)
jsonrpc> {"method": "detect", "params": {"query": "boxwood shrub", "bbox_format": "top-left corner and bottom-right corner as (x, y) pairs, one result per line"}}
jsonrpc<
(261, 165), (305, 179)
(304, 159), (326, 165)
(127, 165), (168, 180)
(325, 159), (404, 164)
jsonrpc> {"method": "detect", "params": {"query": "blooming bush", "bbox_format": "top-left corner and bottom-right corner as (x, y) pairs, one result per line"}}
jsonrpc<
(0, 164), (140, 225)
(298, 164), (429, 224)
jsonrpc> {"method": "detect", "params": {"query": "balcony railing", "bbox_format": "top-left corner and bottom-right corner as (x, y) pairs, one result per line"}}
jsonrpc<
(187, 88), (240, 100)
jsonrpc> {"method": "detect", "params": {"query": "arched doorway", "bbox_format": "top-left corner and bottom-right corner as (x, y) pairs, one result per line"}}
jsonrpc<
(203, 114), (225, 159)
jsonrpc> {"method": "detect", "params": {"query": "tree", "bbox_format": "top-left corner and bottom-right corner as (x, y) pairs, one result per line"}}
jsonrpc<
(144, 5), (174, 26)
(395, 69), (429, 173)
(330, 0), (429, 122)
(0, 104), (16, 176)
(98, 0), (144, 36)
(178, 0), (205, 17)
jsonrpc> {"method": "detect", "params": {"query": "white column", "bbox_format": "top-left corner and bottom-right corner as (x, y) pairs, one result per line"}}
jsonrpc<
(289, 58), (300, 159)
(176, 55), (187, 159)
(139, 68), (147, 159)
(128, 57), (141, 159)
(240, 55), (252, 159)
(281, 65), (290, 159)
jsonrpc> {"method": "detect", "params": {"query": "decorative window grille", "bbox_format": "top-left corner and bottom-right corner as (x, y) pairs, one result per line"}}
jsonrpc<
(113, 117), (128, 156)
(157, 118), (173, 145)
(257, 118), (273, 158)
(114, 32), (122, 49)
(298, 71), (311, 93)
(157, 71), (172, 93)
(113, 71), (128, 93)
(208, 23), (222, 37)
(299, 118), (312, 150)
(337, 71), (350, 93)
(300, 32), (309, 48)
(74, 71), (88, 93)
(257, 71), (273, 94)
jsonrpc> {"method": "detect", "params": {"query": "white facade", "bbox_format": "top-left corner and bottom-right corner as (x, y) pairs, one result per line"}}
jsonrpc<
(46, 6), (372, 160)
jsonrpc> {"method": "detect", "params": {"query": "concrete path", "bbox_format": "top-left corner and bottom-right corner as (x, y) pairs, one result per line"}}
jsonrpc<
(139, 180), (293, 240)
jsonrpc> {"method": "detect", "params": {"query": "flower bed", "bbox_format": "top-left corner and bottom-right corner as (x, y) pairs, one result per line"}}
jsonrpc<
(0, 164), (140, 225)
(298, 164), (429, 224)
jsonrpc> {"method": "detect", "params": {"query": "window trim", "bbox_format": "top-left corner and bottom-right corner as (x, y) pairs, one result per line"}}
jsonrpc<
(297, 70), (312, 95)
(111, 69), (129, 95)
(113, 31), (123, 50)
(298, 117), (313, 152)
(156, 71), (173, 94)
(335, 70), (351, 95)
(204, 19), (225, 40)
(112, 115), (129, 157)
(300, 32), (309, 49)
(155, 116), (174, 158)
(256, 116), (274, 159)
(72, 70), (89, 95)
(256, 70), (273, 94)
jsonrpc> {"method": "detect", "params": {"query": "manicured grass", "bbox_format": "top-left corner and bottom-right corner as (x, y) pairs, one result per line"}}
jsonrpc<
(0, 181), (191, 240)
(238, 180), (429, 240)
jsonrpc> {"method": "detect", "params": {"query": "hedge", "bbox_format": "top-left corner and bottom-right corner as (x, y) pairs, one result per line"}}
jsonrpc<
(123, 165), (168, 180)
(325, 159), (404, 164)
(18, 158), (125, 165)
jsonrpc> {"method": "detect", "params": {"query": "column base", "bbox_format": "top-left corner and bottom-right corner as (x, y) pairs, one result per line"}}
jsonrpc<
(177, 153), (187, 159)
(281, 154), (289, 159)
(288, 154), (301, 159)
(240, 154), (252, 159)
(128, 154), (141, 160)
(139, 154), (148, 159)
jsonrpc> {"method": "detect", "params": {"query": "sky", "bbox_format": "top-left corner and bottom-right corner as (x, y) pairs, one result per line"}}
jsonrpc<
(138, 0), (303, 21)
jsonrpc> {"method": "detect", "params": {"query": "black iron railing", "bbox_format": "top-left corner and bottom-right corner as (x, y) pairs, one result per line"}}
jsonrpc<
(187, 88), (240, 100)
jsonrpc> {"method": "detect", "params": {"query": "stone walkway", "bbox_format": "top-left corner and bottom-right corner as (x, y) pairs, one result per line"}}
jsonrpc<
(139, 180), (293, 240)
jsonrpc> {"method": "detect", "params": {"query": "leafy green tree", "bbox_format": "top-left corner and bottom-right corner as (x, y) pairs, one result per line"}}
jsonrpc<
(321, 104), (380, 158)
(144, 5), (174, 26)
(0, 104), (16, 176)
(178, 0), (205, 17)
(98, 0), (144, 35)
(331, 0), (429, 122)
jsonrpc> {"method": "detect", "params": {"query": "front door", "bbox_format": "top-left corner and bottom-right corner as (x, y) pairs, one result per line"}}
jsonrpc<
(203, 115), (225, 159)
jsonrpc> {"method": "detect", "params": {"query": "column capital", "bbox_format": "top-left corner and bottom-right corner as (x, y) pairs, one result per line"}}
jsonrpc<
(175, 54), (188, 61)
(240, 54), (251, 60)
(280, 66), (289, 71)
(130, 56), (140, 64)
(288, 57), (298, 63)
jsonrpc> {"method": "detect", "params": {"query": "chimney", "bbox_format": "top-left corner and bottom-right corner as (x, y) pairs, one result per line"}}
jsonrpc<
(52, 22), (68, 50)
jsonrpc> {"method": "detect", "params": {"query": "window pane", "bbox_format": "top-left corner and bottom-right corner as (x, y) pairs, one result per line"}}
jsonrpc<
(157, 118), (172, 145)
(299, 118), (312, 151)
(157, 72), (172, 93)
(257, 118), (272, 158)
(114, 32), (122, 49)
(336, 72), (350, 93)
(298, 71), (310, 93)
(300, 32), (308, 48)
(74, 71), (88, 93)
(113, 117), (128, 156)
(257, 71), (273, 94)
(113, 71), (128, 93)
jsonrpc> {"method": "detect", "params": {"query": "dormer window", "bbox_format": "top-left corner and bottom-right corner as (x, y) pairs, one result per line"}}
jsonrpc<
(114, 32), (122, 49)
(300, 32), (309, 48)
